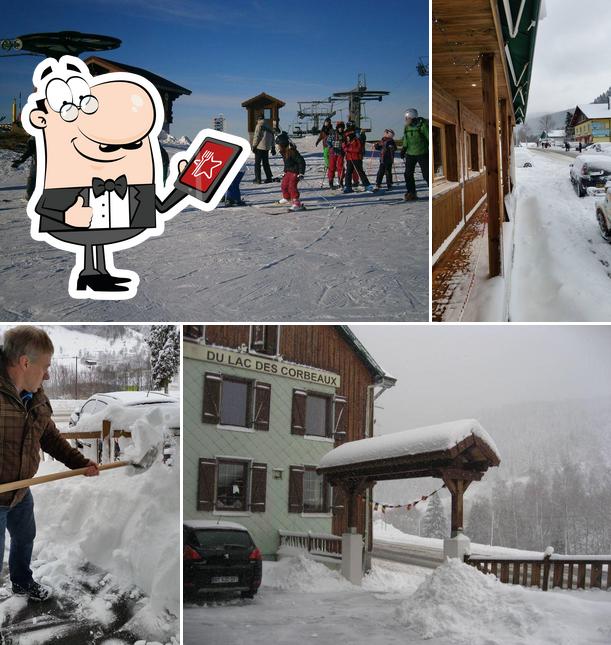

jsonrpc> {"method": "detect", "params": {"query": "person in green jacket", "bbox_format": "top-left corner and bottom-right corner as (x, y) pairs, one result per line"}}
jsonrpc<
(400, 108), (429, 201)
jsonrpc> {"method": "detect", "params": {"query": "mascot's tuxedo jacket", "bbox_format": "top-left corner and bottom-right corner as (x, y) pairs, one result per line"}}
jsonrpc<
(35, 184), (185, 233)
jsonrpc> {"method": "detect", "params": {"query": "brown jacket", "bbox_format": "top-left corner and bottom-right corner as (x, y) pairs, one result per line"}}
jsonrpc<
(0, 367), (89, 507)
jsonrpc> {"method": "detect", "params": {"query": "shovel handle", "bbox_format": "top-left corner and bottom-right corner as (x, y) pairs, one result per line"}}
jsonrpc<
(0, 461), (130, 495)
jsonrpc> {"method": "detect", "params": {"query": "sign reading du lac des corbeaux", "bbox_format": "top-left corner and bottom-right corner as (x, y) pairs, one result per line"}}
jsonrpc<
(204, 347), (340, 387)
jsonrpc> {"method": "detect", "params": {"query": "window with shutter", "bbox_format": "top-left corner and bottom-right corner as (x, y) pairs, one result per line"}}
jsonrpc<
(219, 377), (251, 427)
(215, 459), (249, 511)
(184, 325), (203, 340)
(202, 373), (221, 424)
(249, 325), (279, 355)
(197, 458), (216, 511)
(305, 393), (331, 438)
(333, 396), (347, 442)
(251, 325), (265, 350)
(253, 382), (271, 431)
(250, 462), (267, 512)
(291, 390), (307, 435)
(288, 465), (304, 513)
(303, 466), (330, 513)
(264, 326), (278, 355)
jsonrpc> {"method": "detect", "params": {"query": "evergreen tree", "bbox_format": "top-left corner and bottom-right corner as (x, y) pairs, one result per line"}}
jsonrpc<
(421, 493), (447, 539)
(146, 325), (180, 393)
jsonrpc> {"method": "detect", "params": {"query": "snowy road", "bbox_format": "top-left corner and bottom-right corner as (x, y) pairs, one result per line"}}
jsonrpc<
(372, 540), (443, 568)
(509, 147), (611, 320)
(0, 140), (427, 322)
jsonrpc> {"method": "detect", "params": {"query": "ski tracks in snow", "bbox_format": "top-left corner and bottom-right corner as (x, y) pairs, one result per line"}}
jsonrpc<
(0, 150), (428, 321)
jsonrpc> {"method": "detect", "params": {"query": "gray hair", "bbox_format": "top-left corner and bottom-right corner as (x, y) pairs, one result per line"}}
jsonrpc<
(3, 326), (54, 365)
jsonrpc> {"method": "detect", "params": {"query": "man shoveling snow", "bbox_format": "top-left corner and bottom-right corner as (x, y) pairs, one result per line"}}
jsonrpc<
(0, 325), (99, 602)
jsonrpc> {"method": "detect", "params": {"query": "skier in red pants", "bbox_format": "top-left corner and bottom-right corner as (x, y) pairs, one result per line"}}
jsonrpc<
(327, 121), (346, 189)
(275, 132), (307, 212)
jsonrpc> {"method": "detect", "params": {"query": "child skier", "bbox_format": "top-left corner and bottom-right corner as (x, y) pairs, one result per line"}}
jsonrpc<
(342, 124), (373, 193)
(275, 131), (307, 211)
(373, 129), (398, 191)
(316, 117), (333, 172)
(326, 121), (346, 189)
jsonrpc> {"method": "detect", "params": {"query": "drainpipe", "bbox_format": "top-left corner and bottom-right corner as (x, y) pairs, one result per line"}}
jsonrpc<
(363, 376), (396, 572)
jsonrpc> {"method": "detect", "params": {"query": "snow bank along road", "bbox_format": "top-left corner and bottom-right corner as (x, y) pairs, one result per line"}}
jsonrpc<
(0, 143), (427, 322)
(509, 147), (611, 321)
(184, 555), (611, 645)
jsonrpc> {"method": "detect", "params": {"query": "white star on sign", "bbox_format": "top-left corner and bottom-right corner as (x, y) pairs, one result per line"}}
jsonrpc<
(192, 150), (223, 179)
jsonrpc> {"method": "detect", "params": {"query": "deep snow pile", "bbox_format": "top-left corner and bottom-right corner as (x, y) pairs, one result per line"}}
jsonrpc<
(265, 556), (352, 593)
(19, 416), (180, 641)
(396, 559), (541, 644)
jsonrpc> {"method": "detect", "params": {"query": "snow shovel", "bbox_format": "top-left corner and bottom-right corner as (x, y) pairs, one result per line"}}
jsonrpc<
(0, 444), (160, 495)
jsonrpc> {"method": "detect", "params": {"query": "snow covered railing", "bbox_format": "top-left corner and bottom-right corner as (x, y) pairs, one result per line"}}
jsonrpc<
(464, 553), (611, 591)
(278, 531), (342, 559)
(60, 420), (131, 464)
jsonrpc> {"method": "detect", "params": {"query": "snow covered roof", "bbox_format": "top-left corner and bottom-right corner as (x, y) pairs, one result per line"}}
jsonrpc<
(184, 520), (251, 532)
(318, 419), (500, 483)
(575, 103), (611, 120)
(547, 130), (566, 138)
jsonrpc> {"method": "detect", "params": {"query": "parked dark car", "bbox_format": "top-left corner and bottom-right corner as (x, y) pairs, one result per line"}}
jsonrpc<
(569, 154), (611, 197)
(183, 520), (262, 599)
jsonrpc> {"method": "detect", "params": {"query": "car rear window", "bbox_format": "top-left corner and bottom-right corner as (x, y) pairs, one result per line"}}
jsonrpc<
(193, 529), (253, 548)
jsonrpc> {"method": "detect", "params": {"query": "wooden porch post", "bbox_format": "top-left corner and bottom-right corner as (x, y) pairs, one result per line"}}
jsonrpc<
(500, 99), (510, 202)
(482, 52), (502, 277)
(442, 476), (473, 537)
(346, 486), (356, 530)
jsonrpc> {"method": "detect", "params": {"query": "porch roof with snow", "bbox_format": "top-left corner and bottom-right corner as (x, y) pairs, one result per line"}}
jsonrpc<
(317, 419), (500, 485)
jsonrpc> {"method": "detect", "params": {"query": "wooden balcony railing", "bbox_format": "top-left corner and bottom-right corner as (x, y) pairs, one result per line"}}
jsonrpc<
(465, 553), (611, 591)
(278, 531), (342, 559)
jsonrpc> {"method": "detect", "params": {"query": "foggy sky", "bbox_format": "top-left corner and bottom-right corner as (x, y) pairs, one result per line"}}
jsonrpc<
(351, 325), (611, 435)
(528, 0), (611, 115)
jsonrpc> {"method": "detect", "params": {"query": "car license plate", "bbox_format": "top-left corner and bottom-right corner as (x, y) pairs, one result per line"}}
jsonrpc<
(211, 576), (239, 584)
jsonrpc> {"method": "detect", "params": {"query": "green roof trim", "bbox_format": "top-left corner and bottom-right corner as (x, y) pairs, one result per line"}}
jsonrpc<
(336, 326), (396, 384)
(497, 0), (543, 123)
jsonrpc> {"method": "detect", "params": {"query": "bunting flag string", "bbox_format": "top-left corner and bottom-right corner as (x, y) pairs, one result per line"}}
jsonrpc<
(371, 484), (446, 514)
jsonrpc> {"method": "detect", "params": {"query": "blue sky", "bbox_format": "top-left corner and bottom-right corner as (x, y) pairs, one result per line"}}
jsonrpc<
(2, 0), (428, 140)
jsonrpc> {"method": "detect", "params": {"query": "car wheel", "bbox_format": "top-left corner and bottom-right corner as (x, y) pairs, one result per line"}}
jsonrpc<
(596, 210), (611, 242)
(240, 590), (255, 599)
(578, 181), (586, 197)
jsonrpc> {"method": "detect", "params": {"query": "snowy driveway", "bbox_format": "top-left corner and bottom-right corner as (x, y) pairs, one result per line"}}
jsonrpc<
(509, 148), (611, 320)
(0, 145), (427, 322)
(183, 556), (611, 645)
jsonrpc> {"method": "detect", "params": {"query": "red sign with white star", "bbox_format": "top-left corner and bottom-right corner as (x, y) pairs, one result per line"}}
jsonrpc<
(179, 140), (236, 193)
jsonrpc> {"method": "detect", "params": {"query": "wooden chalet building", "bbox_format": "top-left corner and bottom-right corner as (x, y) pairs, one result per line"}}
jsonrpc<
(570, 103), (611, 146)
(432, 1), (543, 274)
(84, 56), (191, 133)
(183, 325), (395, 560)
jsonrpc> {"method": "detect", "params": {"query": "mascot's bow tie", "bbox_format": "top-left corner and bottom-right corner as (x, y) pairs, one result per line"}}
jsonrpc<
(92, 175), (128, 199)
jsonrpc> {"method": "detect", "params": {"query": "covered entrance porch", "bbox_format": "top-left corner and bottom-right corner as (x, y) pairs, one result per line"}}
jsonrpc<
(317, 419), (500, 584)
